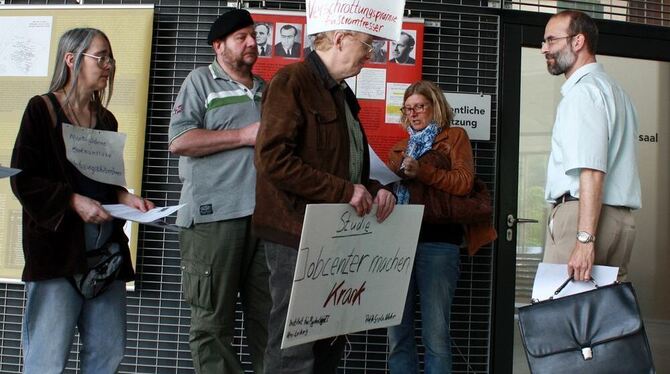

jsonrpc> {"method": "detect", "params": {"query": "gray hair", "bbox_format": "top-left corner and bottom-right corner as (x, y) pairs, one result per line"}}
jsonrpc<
(49, 28), (115, 109)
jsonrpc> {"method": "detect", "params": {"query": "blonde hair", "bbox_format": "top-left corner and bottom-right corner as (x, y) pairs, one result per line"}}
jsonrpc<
(400, 80), (454, 131)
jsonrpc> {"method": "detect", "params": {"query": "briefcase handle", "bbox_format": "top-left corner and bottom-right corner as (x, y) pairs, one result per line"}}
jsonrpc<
(550, 276), (598, 300)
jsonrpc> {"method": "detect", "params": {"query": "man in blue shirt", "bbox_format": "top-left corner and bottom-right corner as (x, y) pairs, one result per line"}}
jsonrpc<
(541, 10), (641, 281)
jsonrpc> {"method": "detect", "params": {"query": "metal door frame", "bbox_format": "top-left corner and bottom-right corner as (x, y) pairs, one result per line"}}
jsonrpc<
(492, 10), (670, 373)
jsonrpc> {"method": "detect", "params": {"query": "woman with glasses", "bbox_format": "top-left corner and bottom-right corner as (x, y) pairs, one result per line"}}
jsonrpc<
(385, 80), (477, 374)
(10, 28), (153, 373)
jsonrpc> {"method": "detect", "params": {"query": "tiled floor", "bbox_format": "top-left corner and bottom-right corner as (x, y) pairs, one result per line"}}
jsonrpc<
(513, 318), (669, 373)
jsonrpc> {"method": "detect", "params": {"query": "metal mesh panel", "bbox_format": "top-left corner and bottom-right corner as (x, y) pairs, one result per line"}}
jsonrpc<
(502, 0), (670, 27)
(0, 1), (499, 372)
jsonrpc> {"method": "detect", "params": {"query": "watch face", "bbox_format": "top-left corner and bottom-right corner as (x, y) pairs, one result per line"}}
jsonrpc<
(577, 231), (593, 243)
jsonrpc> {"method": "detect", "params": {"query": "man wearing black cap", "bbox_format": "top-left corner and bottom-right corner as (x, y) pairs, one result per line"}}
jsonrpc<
(168, 8), (270, 373)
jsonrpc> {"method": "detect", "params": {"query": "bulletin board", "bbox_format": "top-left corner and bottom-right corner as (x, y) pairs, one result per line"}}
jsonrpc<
(0, 5), (154, 281)
(250, 9), (424, 162)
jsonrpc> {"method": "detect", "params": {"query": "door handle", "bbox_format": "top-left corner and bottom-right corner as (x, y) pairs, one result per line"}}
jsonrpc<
(507, 214), (539, 227)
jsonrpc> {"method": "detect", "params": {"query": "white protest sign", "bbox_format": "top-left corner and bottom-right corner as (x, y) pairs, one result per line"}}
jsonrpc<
(62, 123), (127, 186)
(444, 92), (492, 141)
(306, 0), (406, 41)
(281, 203), (423, 348)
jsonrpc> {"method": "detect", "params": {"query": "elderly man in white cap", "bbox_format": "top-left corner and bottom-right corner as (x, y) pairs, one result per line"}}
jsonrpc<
(168, 8), (270, 374)
(253, 19), (398, 374)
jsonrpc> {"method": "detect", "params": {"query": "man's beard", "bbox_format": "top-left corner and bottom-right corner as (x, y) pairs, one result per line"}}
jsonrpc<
(222, 47), (257, 70)
(546, 46), (576, 75)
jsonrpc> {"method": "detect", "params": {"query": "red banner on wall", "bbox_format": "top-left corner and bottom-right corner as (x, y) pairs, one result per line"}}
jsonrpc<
(251, 10), (424, 162)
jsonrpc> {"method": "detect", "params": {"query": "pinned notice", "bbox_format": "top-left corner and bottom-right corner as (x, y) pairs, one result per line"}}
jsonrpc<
(62, 123), (127, 187)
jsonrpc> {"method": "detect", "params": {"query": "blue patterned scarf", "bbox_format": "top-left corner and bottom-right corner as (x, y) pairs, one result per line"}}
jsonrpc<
(394, 121), (439, 204)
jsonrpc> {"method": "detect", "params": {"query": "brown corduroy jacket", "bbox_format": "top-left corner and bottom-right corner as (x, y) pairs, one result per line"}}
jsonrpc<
(253, 53), (384, 248)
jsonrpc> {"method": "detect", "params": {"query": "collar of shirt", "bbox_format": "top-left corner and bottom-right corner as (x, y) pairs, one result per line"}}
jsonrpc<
(305, 52), (361, 116)
(208, 58), (264, 93)
(561, 62), (603, 96)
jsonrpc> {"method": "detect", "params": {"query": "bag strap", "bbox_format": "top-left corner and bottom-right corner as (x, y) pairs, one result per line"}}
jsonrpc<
(40, 93), (59, 128)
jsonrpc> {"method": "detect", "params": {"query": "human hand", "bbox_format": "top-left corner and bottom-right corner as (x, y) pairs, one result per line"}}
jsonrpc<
(70, 193), (112, 224)
(373, 189), (396, 223)
(567, 242), (595, 281)
(349, 184), (373, 216)
(118, 190), (155, 212)
(400, 157), (418, 179)
(240, 122), (260, 146)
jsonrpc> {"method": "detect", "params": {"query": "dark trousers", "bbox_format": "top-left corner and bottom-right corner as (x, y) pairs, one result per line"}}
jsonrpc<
(263, 240), (346, 374)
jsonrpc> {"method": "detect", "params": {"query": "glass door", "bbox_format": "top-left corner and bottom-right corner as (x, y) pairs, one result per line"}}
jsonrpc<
(495, 14), (670, 374)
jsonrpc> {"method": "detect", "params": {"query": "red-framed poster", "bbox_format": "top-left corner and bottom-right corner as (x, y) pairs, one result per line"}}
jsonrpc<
(250, 9), (424, 163)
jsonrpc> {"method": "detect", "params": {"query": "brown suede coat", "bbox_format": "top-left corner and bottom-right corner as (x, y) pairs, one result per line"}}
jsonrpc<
(253, 53), (383, 248)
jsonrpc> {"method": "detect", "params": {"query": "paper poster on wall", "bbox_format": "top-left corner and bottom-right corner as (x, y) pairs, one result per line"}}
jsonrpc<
(250, 10), (424, 163)
(356, 68), (386, 100)
(0, 16), (52, 77)
(282, 204), (423, 348)
(385, 82), (410, 124)
(444, 92), (492, 141)
(0, 6), (154, 282)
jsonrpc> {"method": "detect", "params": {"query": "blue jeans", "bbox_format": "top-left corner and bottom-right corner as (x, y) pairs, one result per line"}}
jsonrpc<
(387, 242), (460, 374)
(22, 278), (126, 374)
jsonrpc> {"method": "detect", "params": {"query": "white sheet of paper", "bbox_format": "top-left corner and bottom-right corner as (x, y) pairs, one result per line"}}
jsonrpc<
(368, 145), (401, 185)
(356, 68), (386, 100)
(0, 166), (21, 178)
(281, 204), (423, 349)
(62, 123), (127, 186)
(103, 203), (185, 231)
(0, 16), (53, 77)
(385, 83), (410, 124)
(531, 263), (619, 302)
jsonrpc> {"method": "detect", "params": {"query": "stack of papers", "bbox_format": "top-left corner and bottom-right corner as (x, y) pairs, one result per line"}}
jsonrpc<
(531, 263), (618, 302)
(103, 204), (185, 231)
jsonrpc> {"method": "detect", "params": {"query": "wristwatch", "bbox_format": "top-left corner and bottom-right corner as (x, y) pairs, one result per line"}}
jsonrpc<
(576, 231), (596, 244)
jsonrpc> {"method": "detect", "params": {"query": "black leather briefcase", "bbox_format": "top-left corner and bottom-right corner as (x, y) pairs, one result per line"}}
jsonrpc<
(517, 281), (655, 374)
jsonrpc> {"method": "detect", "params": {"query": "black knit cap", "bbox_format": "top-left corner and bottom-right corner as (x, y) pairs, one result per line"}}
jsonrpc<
(207, 8), (254, 45)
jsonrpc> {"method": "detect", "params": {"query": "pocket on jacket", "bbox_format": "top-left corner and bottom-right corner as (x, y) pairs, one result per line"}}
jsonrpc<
(180, 259), (213, 310)
(310, 109), (338, 150)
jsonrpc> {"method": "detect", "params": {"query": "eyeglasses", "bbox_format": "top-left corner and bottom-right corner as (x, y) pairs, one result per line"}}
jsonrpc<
(541, 35), (575, 46)
(400, 104), (430, 115)
(356, 39), (374, 54)
(82, 53), (115, 68)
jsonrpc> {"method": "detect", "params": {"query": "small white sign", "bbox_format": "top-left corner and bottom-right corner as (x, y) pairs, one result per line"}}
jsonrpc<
(306, 0), (406, 41)
(62, 123), (127, 187)
(385, 82), (410, 124)
(444, 92), (491, 141)
(282, 204), (423, 348)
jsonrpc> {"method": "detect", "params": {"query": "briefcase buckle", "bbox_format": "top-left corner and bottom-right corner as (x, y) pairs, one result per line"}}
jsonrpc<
(581, 347), (593, 360)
